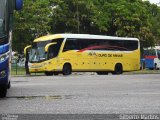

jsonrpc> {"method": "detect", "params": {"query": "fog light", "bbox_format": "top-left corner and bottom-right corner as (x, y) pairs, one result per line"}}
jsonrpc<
(0, 70), (6, 78)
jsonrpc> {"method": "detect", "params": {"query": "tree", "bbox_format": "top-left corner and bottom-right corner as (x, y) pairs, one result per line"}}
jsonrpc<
(92, 0), (156, 48)
(49, 0), (96, 34)
(13, 0), (160, 52)
(13, 0), (51, 53)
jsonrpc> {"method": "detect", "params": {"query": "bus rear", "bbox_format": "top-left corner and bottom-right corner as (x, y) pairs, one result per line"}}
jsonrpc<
(143, 46), (160, 70)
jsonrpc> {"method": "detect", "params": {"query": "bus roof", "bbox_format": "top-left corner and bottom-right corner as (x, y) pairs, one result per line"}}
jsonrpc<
(33, 34), (139, 42)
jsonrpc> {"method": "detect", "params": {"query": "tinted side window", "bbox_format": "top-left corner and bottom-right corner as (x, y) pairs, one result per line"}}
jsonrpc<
(63, 39), (100, 52)
(77, 39), (98, 49)
(144, 49), (156, 56)
(123, 41), (138, 51)
(48, 38), (64, 58)
(90, 40), (138, 51)
(63, 38), (138, 52)
(0, 35), (8, 45)
(63, 39), (79, 52)
(51, 38), (64, 51)
(157, 49), (160, 59)
(48, 45), (59, 59)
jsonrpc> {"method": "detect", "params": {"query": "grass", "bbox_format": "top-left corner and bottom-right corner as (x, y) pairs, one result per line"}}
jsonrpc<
(11, 68), (44, 76)
(11, 65), (25, 75)
(11, 64), (44, 76)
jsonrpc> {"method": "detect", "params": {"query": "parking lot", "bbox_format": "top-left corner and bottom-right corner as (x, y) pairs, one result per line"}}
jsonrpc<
(0, 74), (160, 115)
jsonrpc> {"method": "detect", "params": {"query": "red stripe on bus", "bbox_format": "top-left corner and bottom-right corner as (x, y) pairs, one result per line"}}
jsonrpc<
(77, 45), (106, 52)
(145, 56), (157, 59)
(77, 45), (130, 52)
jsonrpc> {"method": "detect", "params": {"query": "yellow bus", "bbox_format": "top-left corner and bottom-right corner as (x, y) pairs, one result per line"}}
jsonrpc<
(24, 34), (140, 75)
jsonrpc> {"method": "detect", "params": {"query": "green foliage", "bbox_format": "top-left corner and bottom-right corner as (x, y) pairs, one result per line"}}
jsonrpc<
(13, 0), (160, 53)
(13, 0), (51, 53)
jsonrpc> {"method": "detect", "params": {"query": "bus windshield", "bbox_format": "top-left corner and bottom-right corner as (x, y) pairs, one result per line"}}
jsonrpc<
(0, 0), (6, 36)
(157, 49), (160, 59)
(29, 41), (51, 62)
(29, 38), (63, 63)
(144, 49), (156, 56)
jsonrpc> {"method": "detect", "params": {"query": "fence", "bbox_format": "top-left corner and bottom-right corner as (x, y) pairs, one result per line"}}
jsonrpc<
(11, 55), (25, 75)
(11, 54), (44, 76)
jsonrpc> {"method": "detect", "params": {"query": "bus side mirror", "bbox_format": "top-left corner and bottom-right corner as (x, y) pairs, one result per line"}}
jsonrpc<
(9, 0), (23, 13)
(24, 45), (31, 56)
(15, 0), (23, 10)
(45, 43), (57, 52)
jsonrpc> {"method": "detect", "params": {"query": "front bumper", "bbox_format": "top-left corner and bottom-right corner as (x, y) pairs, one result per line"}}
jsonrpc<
(29, 61), (57, 73)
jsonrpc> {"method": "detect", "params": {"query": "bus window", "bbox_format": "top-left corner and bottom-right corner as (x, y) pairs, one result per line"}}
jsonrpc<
(91, 40), (138, 51)
(157, 49), (160, 59)
(65, 39), (139, 51)
(144, 49), (156, 56)
(48, 44), (59, 59)
(76, 39), (99, 51)
(108, 40), (138, 51)
(123, 41), (138, 50)
(63, 39), (78, 52)
(0, 0), (6, 35)
(0, 19), (3, 33)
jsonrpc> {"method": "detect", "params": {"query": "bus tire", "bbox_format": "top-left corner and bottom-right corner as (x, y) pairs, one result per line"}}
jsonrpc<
(0, 85), (7, 98)
(63, 63), (72, 75)
(45, 71), (54, 76)
(113, 63), (123, 75)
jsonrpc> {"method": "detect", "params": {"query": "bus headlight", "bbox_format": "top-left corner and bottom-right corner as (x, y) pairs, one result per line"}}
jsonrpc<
(29, 62), (47, 68)
(0, 52), (10, 62)
(0, 70), (6, 78)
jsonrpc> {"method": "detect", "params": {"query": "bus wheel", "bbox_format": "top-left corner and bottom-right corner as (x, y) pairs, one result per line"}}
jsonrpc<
(113, 63), (123, 75)
(96, 72), (108, 75)
(45, 71), (54, 76)
(0, 85), (7, 98)
(63, 63), (72, 75)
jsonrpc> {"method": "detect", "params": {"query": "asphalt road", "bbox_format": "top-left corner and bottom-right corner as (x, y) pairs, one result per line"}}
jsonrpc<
(0, 74), (160, 119)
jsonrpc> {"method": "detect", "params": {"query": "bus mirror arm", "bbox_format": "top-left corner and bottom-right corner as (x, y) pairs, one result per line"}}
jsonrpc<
(24, 45), (31, 56)
(45, 42), (57, 52)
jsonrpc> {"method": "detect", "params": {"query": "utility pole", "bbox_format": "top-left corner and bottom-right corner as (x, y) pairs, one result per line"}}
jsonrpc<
(76, 0), (80, 33)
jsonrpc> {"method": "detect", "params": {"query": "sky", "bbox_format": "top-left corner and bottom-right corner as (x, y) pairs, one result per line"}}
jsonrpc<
(148, 0), (159, 4)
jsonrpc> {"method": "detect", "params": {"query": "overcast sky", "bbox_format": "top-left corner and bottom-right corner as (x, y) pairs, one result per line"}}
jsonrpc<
(149, 0), (159, 4)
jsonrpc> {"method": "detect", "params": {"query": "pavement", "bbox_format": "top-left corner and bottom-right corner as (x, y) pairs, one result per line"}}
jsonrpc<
(0, 74), (160, 119)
